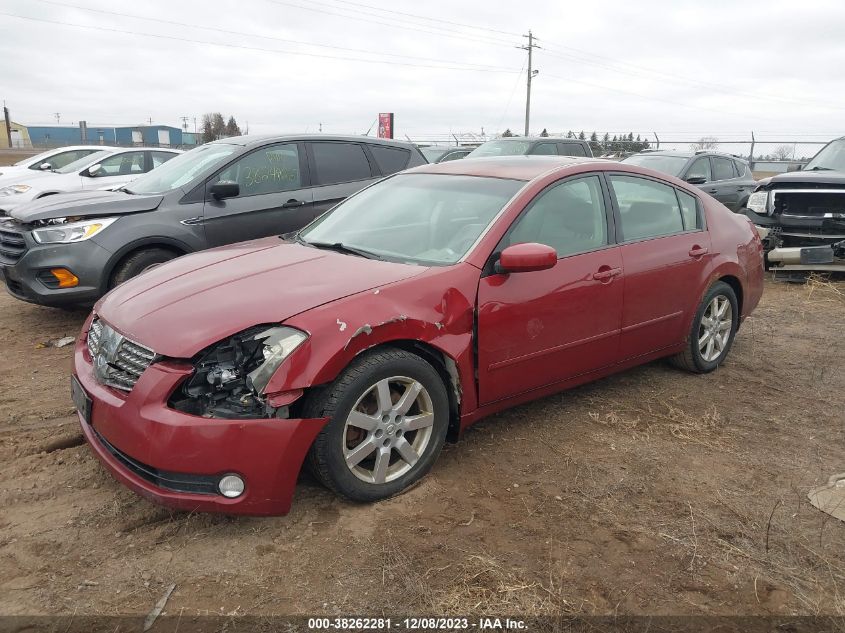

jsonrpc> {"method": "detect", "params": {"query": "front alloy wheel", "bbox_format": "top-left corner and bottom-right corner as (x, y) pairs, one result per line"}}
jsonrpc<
(343, 376), (435, 484)
(305, 348), (449, 502)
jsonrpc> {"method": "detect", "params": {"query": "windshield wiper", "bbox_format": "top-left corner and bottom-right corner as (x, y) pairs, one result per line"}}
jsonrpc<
(118, 187), (135, 194)
(303, 240), (383, 260)
(808, 166), (833, 171)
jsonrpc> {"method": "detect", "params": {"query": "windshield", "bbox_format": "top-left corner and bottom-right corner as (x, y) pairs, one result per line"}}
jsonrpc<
(621, 154), (689, 176)
(468, 140), (531, 157)
(805, 139), (845, 171)
(55, 150), (112, 174)
(299, 173), (523, 265)
(126, 144), (238, 194)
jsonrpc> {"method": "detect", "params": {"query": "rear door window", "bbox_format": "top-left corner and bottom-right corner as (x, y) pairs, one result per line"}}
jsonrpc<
(311, 142), (373, 186)
(150, 151), (178, 169)
(712, 157), (735, 181)
(609, 175), (685, 241)
(531, 142), (558, 155)
(369, 145), (410, 175)
(559, 143), (587, 157)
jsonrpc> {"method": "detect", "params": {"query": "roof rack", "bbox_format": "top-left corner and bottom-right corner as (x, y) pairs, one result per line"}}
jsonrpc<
(694, 149), (746, 160)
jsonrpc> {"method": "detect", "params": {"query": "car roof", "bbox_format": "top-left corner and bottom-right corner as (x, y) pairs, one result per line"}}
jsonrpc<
(407, 155), (600, 180)
(211, 134), (419, 150)
(481, 137), (587, 144)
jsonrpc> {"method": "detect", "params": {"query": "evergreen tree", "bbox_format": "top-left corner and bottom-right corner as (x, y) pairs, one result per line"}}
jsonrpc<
(224, 116), (242, 137)
(502, 128), (514, 137)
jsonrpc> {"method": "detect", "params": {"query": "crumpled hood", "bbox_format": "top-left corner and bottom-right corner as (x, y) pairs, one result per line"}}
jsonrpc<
(759, 170), (845, 189)
(96, 238), (428, 358)
(10, 190), (163, 222)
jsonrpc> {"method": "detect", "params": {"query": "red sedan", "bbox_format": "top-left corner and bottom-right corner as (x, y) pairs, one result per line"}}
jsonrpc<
(71, 156), (764, 515)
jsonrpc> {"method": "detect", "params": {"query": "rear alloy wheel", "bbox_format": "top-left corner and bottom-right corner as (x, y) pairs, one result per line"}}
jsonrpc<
(672, 281), (739, 373)
(305, 349), (449, 502)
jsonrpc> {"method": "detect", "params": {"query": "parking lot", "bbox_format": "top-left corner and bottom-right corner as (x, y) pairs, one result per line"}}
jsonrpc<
(1, 277), (842, 617)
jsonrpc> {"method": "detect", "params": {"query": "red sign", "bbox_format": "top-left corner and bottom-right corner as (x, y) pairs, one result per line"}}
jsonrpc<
(378, 113), (394, 139)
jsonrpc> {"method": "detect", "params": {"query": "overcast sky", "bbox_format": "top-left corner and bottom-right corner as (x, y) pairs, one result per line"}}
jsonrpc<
(1, 0), (844, 146)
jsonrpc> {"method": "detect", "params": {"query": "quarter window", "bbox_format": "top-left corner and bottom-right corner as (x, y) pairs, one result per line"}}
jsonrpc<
(610, 175), (685, 241)
(216, 143), (302, 196)
(686, 157), (711, 182)
(312, 142), (373, 186)
(734, 160), (748, 177)
(677, 190), (702, 230)
(507, 175), (608, 257)
(712, 157), (735, 181)
(369, 145), (410, 175)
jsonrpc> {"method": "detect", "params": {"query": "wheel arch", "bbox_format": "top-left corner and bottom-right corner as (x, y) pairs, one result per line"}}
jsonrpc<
(103, 237), (193, 292)
(716, 274), (744, 317)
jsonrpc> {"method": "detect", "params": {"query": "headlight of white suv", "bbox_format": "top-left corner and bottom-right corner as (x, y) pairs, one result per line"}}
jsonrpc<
(0, 184), (32, 195)
(32, 217), (118, 244)
(746, 191), (769, 215)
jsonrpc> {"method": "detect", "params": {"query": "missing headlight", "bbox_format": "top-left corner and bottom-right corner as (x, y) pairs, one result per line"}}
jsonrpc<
(168, 325), (307, 419)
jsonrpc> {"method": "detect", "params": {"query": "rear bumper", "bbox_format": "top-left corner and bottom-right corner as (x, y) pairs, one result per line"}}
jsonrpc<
(73, 320), (327, 516)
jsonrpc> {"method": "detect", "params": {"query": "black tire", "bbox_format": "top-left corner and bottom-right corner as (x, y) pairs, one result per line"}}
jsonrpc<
(671, 281), (739, 374)
(110, 248), (176, 288)
(304, 348), (449, 502)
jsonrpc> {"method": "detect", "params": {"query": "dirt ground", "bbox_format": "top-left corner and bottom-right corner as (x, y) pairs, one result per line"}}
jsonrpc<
(1, 277), (843, 620)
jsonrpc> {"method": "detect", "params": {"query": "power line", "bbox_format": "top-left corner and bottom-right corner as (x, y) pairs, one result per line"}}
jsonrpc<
(541, 45), (845, 112)
(33, 0), (511, 71)
(320, 0), (522, 38)
(0, 12), (521, 74)
(263, 0), (516, 48)
(269, 0), (515, 45)
(540, 72), (778, 123)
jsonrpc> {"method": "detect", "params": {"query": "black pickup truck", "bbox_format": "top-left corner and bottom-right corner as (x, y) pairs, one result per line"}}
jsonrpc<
(744, 136), (845, 271)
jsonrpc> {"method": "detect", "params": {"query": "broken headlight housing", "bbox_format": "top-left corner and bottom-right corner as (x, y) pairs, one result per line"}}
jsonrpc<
(170, 325), (307, 419)
(746, 191), (769, 215)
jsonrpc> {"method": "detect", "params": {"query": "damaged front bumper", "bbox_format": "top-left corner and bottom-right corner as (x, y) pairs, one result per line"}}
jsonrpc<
(72, 318), (328, 516)
(746, 203), (845, 271)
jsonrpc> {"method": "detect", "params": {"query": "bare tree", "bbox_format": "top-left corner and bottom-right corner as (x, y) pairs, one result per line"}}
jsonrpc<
(772, 144), (793, 160)
(690, 136), (719, 151)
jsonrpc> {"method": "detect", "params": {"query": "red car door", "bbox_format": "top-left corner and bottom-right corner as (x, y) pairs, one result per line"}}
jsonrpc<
(476, 175), (624, 405)
(607, 174), (712, 360)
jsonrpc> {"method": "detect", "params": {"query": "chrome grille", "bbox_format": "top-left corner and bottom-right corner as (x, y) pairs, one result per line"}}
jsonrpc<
(86, 318), (155, 392)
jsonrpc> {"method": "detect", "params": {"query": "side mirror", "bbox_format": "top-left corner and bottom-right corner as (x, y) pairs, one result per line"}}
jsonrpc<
(787, 164), (803, 172)
(210, 180), (240, 200)
(87, 164), (102, 177)
(496, 243), (557, 274)
(39, 162), (52, 170)
(685, 176), (707, 185)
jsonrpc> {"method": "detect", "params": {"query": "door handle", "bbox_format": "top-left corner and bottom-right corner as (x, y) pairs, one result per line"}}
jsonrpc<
(592, 266), (622, 282)
(706, 189), (718, 194)
(281, 199), (305, 209)
(689, 246), (709, 258)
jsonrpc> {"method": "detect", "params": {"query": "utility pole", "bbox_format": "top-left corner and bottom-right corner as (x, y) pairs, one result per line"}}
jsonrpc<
(4, 103), (12, 149)
(53, 112), (61, 124)
(180, 116), (188, 131)
(148, 116), (153, 125)
(520, 31), (540, 137)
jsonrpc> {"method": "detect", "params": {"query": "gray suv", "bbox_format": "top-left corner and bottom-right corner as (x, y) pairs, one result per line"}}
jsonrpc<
(0, 135), (425, 307)
(622, 150), (757, 212)
(467, 137), (593, 158)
